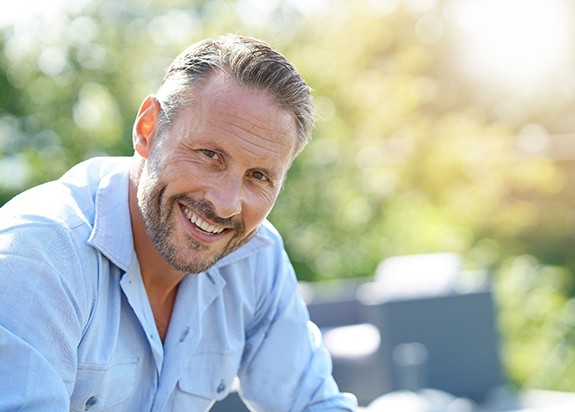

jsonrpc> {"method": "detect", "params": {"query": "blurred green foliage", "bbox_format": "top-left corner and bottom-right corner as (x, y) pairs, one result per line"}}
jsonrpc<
(495, 255), (575, 389)
(2, 0), (575, 391)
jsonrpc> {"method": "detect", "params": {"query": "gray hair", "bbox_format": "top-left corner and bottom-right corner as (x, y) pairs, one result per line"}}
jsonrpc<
(156, 34), (315, 156)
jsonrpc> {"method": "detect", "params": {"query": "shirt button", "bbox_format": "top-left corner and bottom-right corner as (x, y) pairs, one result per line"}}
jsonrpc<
(217, 381), (226, 394)
(84, 395), (98, 410)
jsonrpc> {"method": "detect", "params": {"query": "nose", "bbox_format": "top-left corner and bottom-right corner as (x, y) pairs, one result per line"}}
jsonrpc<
(204, 175), (243, 219)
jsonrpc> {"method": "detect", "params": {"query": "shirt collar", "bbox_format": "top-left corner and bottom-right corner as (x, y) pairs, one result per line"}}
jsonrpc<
(211, 222), (276, 270)
(87, 158), (135, 272)
(88, 158), (276, 273)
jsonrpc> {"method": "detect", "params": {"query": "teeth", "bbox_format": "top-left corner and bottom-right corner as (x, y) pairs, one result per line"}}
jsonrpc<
(183, 207), (224, 234)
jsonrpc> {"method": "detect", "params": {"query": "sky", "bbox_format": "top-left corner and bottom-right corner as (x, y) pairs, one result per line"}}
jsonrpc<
(449, 0), (573, 91)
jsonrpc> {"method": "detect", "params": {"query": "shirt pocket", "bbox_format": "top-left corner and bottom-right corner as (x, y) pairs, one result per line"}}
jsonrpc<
(70, 357), (140, 412)
(174, 351), (241, 411)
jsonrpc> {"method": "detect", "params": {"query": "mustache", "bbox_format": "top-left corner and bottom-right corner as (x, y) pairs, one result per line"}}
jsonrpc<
(175, 194), (243, 231)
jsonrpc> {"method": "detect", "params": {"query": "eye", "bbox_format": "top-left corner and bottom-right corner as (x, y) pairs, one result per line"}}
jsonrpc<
(202, 149), (220, 160)
(251, 171), (269, 182)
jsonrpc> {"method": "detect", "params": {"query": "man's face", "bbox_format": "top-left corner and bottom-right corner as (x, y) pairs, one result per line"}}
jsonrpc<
(137, 73), (297, 274)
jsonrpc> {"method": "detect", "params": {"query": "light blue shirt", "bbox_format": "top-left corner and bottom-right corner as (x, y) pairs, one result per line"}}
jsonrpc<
(0, 157), (357, 411)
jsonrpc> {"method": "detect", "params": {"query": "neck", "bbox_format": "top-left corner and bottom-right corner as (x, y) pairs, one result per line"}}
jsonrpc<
(129, 171), (185, 341)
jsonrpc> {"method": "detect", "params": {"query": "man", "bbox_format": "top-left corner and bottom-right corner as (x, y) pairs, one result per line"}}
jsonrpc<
(0, 34), (357, 411)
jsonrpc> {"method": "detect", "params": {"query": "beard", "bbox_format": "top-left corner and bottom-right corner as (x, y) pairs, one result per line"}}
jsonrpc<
(138, 178), (257, 274)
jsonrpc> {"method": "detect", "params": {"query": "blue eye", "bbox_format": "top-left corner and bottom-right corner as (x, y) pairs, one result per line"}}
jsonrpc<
(202, 149), (219, 160)
(252, 171), (268, 181)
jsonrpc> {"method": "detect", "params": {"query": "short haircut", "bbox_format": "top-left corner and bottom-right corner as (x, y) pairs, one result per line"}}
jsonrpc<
(156, 33), (315, 156)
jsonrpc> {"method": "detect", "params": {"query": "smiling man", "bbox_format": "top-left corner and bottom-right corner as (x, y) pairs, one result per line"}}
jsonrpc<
(0, 34), (357, 411)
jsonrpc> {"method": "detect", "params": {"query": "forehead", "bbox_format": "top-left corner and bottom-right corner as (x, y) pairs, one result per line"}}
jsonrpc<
(173, 73), (298, 168)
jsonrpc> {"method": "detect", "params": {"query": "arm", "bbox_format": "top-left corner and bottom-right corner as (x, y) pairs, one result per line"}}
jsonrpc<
(0, 325), (70, 409)
(0, 222), (89, 410)
(237, 243), (357, 411)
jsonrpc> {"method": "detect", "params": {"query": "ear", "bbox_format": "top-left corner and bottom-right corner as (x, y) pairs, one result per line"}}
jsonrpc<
(133, 95), (161, 159)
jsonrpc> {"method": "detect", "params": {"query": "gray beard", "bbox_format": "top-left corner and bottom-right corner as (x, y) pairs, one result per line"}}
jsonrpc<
(138, 185), (255, 274)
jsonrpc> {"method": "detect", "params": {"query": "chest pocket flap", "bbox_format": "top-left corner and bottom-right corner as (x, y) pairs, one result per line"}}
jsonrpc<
(70, 357), (140, 411)
(176, 351), (241, 405)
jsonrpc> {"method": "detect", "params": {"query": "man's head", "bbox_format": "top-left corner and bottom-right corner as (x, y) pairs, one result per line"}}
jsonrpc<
(131, 34), (314, 274)
(156, 33), (314, 158)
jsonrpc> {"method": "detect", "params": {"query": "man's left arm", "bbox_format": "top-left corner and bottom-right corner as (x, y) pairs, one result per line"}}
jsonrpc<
(237, 244), (357, 411)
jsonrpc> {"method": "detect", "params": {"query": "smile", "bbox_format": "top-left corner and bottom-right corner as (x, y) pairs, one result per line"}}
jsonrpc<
(182, 206), (226, 234)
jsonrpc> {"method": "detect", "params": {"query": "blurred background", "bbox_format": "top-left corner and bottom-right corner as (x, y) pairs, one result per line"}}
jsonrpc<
(3, 0), (575, 408)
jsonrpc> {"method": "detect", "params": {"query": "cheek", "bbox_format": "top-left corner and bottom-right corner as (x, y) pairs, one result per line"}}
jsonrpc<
(137, 165), (161, 201)
(156, 159), (205, 195)
(243, 193), (278, 229)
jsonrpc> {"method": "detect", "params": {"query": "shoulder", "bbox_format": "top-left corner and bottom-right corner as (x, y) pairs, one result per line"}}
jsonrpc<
(214, 220), (297, 307)
(0, 157), (129, 232)
(258, 220), (284, 243)
(212, 220), (286, 273)
(0, 159), (130, 325)
(0, 157), (131, 288)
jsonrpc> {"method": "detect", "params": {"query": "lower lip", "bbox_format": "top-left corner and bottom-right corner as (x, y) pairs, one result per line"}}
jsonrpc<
(178, 204), (227, 244)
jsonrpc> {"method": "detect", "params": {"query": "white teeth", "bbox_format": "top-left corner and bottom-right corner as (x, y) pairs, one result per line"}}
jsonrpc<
(183, 207), (224, 234)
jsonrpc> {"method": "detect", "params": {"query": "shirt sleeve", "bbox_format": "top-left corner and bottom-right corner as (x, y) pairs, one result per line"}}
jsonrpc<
(237, 240), (358, 411)
(0, 222), (90, 410)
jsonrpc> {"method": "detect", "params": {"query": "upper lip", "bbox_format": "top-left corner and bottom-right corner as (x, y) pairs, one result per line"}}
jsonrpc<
(182, 205), (226, 234)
